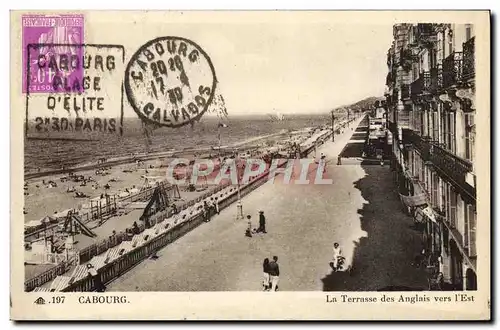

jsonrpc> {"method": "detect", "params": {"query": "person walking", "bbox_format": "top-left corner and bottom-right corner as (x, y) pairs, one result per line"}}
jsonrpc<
(332, 242), (343, 271)
(87, 264), (106, 292)
(262, 258), (271, 291)
(257, 211), (267, 233)
(214, 197), (220, 214)
(268, 256), (280, 291)
(203, 200), (211, 222)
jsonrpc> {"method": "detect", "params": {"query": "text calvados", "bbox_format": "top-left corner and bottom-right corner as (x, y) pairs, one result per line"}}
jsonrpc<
(125, 37), (216, 128)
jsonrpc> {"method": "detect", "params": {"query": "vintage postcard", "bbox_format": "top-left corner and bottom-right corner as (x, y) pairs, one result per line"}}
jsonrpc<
(10, 10), (490, 320)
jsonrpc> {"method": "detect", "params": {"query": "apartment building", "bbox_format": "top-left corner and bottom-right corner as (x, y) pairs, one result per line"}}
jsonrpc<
(385, 23), (476, 290)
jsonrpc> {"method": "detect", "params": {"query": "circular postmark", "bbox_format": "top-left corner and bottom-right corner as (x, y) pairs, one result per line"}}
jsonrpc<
(125, 37), (217, 128)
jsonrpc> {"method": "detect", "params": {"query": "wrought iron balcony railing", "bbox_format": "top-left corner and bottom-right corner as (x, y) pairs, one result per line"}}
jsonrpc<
(413, 24), (438, 48)
(442, 52), (463, 89)
(462, 37), (475, 81)
(411, 69), (439, 98)
(397, 105), (411, 129)
(401, 83), (411, 100)
(409, 132), (432, 161)
(436, 65), (443, 90)
(388, 121), (397, 135)
(429, 143), (475, 201)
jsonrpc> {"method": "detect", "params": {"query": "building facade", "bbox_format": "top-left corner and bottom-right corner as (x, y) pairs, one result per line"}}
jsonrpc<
(385, 23), (476, 290)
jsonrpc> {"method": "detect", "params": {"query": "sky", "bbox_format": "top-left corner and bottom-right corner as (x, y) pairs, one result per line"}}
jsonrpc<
(21, 12), (396, 118)
(207, 23), (394, 115)
(87, 13), (396, 117)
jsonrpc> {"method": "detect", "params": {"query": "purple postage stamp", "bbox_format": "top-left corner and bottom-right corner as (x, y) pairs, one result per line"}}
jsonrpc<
(22, 14), (84, 93)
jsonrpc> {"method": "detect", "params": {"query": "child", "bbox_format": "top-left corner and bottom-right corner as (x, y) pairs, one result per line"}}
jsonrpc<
(245, 215), (252, 237)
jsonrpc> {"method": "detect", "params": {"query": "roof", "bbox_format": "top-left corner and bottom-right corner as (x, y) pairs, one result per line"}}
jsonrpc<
(88, 255), (107, 270)
(49, 276), (72, 292)
(33, 287), (51, 292)
(105, 247), (121, 262)
(70, 265), (88, 282)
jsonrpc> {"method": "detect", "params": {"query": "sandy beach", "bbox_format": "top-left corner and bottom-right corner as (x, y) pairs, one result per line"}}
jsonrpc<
(23, 126), (324, 282)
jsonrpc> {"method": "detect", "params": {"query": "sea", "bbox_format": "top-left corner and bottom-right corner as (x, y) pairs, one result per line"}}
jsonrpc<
(24, 114), (333, 173)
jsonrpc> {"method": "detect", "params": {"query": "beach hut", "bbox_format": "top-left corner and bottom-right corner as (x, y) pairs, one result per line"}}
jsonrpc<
(70, 264), (89, 282)
(49, 275), (72, 292)
(40, 215), (59, 224)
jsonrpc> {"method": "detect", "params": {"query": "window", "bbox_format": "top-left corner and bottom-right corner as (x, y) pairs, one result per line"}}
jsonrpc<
(444, 183), (450, 220)
(448, 29), (453, 55)
(432, 172), (439, 207)
(449, 188), (457, 229)
(437, 32), (443, 62)
(465, 24), (472, 41)
(468, 205), (477, 257)
(464, 203), (469, 250)
(451, 112), (456, 154)
(465, 113), (475, 162)
(439, 178), (446, 211)
(420, 111), (424, 136)
(430, 48), (437, 69)
(440, 109), (446, 145)
(445, 112), (451, 150)
(433, 111), (439, 141)
(427, 109), (431, 137)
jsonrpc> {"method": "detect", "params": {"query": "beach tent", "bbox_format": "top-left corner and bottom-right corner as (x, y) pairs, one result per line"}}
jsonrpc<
(40, 215), (58, 224)
(55, 209), (74, 218)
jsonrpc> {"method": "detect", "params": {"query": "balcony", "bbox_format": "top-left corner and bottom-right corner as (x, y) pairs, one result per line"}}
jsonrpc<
(388, 121), (397, 135)
(442, 52), (463, 89)
(436, 65), (443, 90)
(411, 69), (439, 99)
(412, 24), (437, 48)
(397, 105), (411, 129)
(401, 84), (411, 100)
(429, 144), (475, 201)
(462, 37), (475, 81)
(409, 132), (432, 161)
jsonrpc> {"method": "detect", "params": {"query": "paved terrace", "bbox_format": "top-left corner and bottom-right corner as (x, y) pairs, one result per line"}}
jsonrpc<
(107, 115), (427, 292)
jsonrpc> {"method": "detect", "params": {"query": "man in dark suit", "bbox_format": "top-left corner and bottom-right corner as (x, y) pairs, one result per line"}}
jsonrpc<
(257, 211), (267, 233)
(268, 256), (280, 291)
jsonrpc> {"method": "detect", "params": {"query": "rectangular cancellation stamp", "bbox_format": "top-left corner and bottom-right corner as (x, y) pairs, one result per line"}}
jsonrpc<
(22, 14), (85, 94)
(25, 43), (125, 140)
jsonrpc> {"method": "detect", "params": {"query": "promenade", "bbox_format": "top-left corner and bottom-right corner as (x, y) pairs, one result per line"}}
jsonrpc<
(108, 116), (428, 291)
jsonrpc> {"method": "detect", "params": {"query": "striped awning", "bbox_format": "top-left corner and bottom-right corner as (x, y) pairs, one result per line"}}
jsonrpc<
(399, 193), (427, 207)
(415, 205), (439, 224)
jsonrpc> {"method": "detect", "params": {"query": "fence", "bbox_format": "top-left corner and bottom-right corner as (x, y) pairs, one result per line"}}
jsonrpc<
(25, 187), (157, 241)
(62, 168), (276, 292)
(61, 138), (327, 292)
(24, 258), (76, 291)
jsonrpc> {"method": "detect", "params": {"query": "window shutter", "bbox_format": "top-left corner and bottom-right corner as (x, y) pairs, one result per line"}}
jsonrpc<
(464, 204), (469, 250)
(432, 173), (438, 207)
(468, 205), (477, 257)
(450, 189), (457, 229)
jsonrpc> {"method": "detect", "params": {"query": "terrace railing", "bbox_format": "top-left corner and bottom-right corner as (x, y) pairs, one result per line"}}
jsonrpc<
(462, 37), (475, 81)
(429, 143), (475, 202)
(442, 52), (463, 89)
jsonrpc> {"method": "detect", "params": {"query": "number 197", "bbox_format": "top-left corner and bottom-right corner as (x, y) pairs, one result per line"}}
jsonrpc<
(51, 296), (65, 304)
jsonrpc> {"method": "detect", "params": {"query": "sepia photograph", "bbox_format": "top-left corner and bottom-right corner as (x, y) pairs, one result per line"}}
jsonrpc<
(9, 10), (490, 320)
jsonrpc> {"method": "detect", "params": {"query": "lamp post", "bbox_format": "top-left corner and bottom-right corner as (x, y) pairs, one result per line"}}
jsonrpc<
(235, 150), (244, 220)
(331, 111), (335, 142)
